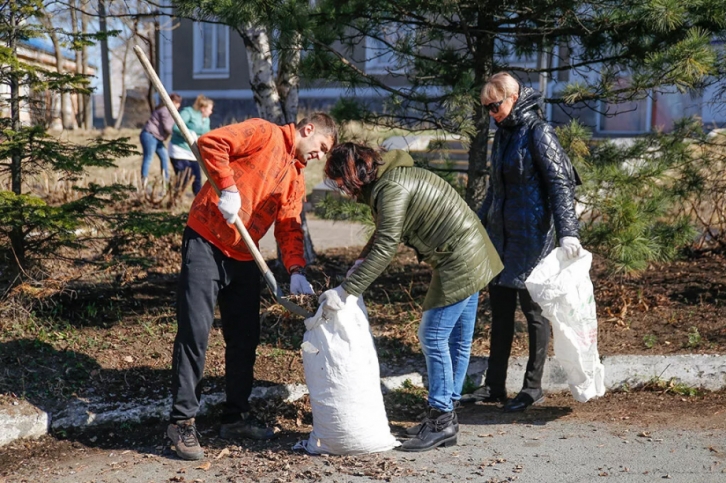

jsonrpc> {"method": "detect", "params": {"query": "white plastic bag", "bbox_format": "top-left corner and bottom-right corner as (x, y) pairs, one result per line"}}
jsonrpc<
(295, 295), (399, 455)
(525, 248), (605, 402)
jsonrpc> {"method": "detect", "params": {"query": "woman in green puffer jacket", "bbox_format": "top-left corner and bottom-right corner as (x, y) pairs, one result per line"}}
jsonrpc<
(319, 142), (503, 452)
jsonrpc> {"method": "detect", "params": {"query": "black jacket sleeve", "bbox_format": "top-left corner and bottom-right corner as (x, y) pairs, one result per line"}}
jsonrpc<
(530, 123), (579, 239)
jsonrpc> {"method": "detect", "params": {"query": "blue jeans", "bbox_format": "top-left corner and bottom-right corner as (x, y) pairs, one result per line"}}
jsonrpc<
(140, 129), (169, 181)
(419, 293), (479, 412)
(171, 158), (202, 195)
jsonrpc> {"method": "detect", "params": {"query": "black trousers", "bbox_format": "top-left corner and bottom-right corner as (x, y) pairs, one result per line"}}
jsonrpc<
(170, 158), (202, 195)
(484, 284), (550, 398)
(170, 227), (261, 423)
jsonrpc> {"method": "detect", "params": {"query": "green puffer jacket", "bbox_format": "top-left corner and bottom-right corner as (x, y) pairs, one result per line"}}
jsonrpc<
(342, 150), (503, 311)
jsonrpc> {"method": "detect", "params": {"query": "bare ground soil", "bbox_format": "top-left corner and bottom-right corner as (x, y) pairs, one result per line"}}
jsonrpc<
(0, 236), (724, 415)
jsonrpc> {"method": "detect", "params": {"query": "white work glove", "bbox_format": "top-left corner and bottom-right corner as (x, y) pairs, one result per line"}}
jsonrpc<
(346, 258), (364, 278)
(217, 188), (241, 224)
(290, 273), (314, 295)
(318, 286), (348, 311)
(560, 236), (582, 260)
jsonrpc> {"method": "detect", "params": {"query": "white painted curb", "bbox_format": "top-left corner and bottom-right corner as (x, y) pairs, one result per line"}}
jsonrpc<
(2, 354), (726, 447)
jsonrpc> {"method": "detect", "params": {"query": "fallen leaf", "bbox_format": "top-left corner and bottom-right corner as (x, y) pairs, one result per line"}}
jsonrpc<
(123, 355), (134, 363)
(195, 461), (211, 471)
(215, 448), (230, 460)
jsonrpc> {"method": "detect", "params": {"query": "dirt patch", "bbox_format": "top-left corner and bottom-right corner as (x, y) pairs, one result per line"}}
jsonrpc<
(1, 237), (725, 413)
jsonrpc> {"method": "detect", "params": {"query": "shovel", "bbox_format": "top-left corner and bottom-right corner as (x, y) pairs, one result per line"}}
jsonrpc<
(133, 46), (312, 319)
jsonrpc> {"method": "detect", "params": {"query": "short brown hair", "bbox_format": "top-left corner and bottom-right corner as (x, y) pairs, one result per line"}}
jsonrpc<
(324, 142), (384, 198)
(169, 93), (182, 104)
(297, 112), (338, 146)
(481, 72), (520, 103)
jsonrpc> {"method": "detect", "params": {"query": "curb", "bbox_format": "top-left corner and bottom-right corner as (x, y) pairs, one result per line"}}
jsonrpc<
(2, 354), (726, 447)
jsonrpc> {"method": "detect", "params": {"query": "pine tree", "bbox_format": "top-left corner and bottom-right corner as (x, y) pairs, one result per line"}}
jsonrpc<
(0, 1), (136, 271)
(301, 0), (726, 209)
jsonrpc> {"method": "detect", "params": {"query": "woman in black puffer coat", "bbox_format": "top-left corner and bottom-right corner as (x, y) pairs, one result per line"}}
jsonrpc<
(464, 72), (582, 412)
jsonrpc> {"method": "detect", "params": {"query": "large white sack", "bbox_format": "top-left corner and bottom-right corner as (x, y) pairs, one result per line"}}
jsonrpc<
(297, 295), (399, 455)
(525, 248), (605, 402)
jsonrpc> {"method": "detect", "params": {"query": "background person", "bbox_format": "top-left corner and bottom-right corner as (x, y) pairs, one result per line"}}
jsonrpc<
(166, 113), (337, 461)
(463, 72), (581, 412)
(169, 94), (213, 195)
(140, 93), (182, 188)
(320, 143), (503, 452)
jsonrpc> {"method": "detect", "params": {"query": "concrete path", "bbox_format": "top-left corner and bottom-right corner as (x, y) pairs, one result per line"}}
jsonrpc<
(258, 219), (369, 258)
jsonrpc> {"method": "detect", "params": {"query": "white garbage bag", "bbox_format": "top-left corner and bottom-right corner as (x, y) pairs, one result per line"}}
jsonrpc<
(525, 248), (605, 402)
(295, 295), (400, 455)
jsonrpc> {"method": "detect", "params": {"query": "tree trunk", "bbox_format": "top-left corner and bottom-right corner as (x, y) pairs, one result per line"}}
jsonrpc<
(41, 12), (78, 130)
(277, 33), (301, 124)
(113, 37), (131, 129)
(71, 3), (85, 128)
(241, 26), (284, 125)
(9, 11), (25, 265)
(149, 20), (159, 113)
(99, 0), (114, 127)
(81, 3), (92, 129)
(464, 22), (495, 210)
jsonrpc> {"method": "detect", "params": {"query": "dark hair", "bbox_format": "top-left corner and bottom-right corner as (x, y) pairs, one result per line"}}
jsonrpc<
(324, 142), (384, 197)
(157, 93), (182, 110)
(297, 112), (338, 146)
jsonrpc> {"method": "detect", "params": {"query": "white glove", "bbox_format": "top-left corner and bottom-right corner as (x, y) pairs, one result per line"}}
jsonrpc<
(217, 189), (241, 224)
(290, 273), (314, 295)
(346, 258), (364, 278)
(560, 236), (582, 260)
(318, 286), (348, 311)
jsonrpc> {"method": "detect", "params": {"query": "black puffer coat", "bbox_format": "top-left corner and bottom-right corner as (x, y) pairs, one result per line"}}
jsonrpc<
(479, 85), (579, 289)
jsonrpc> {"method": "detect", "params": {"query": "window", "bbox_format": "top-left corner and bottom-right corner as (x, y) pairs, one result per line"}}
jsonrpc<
(596, 74), (652, 134)
(365, 24), (411, 75)
(193, 22), (229, 79)
(494, 34), (538, 68)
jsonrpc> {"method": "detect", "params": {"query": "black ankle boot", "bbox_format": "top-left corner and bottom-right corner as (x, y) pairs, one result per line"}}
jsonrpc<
(400, 407), (458, 452)
(405, 401), (461, 436)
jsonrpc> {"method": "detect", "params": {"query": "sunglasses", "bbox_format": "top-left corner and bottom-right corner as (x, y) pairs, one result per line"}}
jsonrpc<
(484, 97), (508, 114)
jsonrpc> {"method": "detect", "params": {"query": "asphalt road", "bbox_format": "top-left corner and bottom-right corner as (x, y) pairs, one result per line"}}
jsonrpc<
(4, 397), (725, 483)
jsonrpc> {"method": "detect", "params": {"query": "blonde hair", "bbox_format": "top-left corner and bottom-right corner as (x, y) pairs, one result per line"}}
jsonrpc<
(481, 72), (520, 103)
(193, 94), (214, 111)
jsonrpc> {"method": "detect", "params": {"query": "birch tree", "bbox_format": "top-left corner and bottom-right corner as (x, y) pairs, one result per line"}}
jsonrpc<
(175, 0), (314, 261)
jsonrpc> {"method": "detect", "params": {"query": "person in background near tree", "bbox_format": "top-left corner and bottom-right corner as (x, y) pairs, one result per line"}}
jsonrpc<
(320, 143), (503, 452)
(461, 72), (582, 412)
(166, 113), (338, 461)
(169, 94), (213, 195)
(140, 93), (182, 189)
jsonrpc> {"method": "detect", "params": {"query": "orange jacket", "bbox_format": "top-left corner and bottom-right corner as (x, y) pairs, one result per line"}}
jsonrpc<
(187, 119), (306, 271)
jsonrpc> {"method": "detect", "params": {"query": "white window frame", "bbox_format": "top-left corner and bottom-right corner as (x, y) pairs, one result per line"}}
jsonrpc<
(365, 24), (411, 75)
(192, 22), (230, 79)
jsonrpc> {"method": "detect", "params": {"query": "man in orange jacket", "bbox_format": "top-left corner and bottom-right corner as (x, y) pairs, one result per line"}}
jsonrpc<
(166, 113), (337, 461)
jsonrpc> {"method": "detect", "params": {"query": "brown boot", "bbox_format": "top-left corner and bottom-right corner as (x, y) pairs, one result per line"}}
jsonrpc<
(167, 418), (204, 461)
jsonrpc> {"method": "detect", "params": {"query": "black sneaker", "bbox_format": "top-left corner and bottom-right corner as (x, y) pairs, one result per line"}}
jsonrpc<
(219, 412), (278, 440)
(405, 400), (461, 436)
(400, 407), (458, 452)
(460, 386), (508, 404)
(167, 419), (204, 461)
